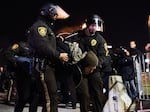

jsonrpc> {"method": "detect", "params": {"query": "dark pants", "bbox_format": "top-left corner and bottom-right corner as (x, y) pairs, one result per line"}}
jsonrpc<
(41, 65), (58, 112)
(88, 71), (104, 112)
(60, 75), (77, 105)
(74, 67), (104, 112)
(101, 71), (110, 99)
(76, 78), (90, 112)
(56, 63), (77, 109)
(14, 62), (39, 112)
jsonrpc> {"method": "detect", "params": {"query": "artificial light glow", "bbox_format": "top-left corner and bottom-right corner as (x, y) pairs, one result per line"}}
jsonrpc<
(82, 23), (87, 29)
(146, 68), (149, 72)
(145, 58), (149, 63)
(0, 67), (3, 72)
(107, 45), (112, 49)
(148, 15), (150, 27)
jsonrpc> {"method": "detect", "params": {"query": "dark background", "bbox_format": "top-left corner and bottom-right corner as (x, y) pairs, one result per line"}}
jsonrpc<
(0, 0), (150, 65)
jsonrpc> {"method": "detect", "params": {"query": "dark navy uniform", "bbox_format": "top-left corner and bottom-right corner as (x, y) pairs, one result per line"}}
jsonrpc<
(67, 31), (108, 111)
(27, 19), (60, 61)
(4, 41), (40, 112)
(65, 13), (113, 112)
(26, 3), (69, 112)
(27, 18), (60, 112)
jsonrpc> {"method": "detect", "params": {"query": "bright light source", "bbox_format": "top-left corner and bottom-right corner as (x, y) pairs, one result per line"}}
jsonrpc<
(82, 23), (87, 29)
(148, 15), (150, 27)
(0, 67), (3, 72)
(103, 88), (106, 93)
(107, 45), (112, 49)
(145, 58), (149, 63)
(146, 68), (149, 72)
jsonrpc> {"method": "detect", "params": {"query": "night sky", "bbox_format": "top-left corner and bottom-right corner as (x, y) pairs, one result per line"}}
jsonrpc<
(0, 0), (150, 65)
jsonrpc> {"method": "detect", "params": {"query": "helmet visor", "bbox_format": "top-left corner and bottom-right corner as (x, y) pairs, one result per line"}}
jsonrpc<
(55, 5), (70, 19)
(94, 18), (103, 32)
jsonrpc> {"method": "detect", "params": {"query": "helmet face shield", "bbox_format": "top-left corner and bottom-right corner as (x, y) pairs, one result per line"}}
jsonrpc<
(40, 3), (69, 20)
(97, 23), (104, 32)
(54, 5), (70, 19)
(95, 18), (103, 31)
(86, 14), (104, 32)
(94, 18), (103, 32)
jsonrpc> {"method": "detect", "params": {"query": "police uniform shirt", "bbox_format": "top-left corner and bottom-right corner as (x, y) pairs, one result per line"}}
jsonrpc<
(67, 31), (109, 66)
(27, 19), (60, 62)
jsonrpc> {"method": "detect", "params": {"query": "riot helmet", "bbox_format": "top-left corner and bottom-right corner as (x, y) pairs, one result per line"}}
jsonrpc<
(40, 3), (69, 20)
(85, 14), (104, 32)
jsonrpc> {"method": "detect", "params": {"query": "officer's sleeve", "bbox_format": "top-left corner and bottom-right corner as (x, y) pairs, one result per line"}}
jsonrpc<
(97, 35), (109, 66)
(4, 43), (19, 63)
(28, 25), (60, 60)
(56, 37), (70, 53)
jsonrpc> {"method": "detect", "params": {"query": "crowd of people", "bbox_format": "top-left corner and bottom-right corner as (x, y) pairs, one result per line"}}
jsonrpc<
(0, 2), (149, 112)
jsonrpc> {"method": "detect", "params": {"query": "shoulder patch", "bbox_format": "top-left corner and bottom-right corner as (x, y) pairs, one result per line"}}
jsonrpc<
(11, 44), (19, 50)
(91, 39), (97, 46)
(38, 27), (47, 37)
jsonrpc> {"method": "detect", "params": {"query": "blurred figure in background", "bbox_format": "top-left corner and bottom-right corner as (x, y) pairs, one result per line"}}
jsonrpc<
(145, 43), (150, 65)
(4, 41), (40, 112)
(117, 47), (137, 100)
(129, 40), (142, 57)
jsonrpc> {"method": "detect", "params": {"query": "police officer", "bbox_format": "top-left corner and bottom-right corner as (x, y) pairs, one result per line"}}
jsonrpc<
(4, 41), (39, 112)
(65, 14), (110, 112)
(26, 3), (69, 112)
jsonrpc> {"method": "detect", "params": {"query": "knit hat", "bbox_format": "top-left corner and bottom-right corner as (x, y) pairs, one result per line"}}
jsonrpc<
(81, 51), (98, 67)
